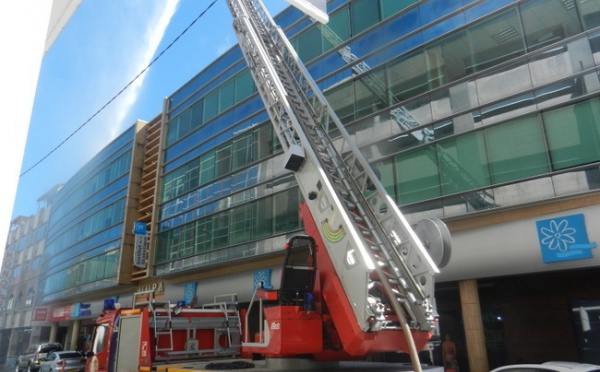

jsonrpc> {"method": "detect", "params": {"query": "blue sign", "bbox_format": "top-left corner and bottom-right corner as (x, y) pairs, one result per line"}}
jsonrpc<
(72, 303), (91, 318)
(253, 269), (272, 290)
(133, 222), (147, 235)
(536, 214), (596, 263)
(183, 282), (197, 306)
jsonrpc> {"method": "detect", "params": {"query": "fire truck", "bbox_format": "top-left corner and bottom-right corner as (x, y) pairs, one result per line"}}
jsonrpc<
(84, 292), (241, 371)
(84, 0), (450, 371)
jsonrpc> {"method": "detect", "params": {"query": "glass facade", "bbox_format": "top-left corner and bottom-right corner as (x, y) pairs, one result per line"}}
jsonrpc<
(39, 128), (135, 302)
(157, 0), (600, 275)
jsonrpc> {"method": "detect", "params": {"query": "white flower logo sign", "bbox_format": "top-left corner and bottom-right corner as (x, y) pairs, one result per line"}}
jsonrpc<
(536, 214), (596, 263)
(539, 219), (576, 252)
(253, 269), (272, 290)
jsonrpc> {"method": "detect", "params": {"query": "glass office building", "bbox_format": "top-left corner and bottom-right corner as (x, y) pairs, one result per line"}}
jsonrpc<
(40, 127), (136, 303)
(155, 0), (600, 367)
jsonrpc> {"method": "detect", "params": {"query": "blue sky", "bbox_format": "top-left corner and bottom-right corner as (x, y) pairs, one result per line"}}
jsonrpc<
(11, 0), (289, 218)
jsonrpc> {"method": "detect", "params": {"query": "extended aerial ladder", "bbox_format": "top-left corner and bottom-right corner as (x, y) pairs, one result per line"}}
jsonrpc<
(227, 0), (450, 369)
(316, 21), (496, 210)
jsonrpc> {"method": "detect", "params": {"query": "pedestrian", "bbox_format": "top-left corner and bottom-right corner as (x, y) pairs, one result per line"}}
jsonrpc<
(442, 334), (459, 372)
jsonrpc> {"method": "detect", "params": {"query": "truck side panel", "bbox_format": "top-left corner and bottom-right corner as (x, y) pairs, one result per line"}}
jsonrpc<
(116, 314), (142, 372)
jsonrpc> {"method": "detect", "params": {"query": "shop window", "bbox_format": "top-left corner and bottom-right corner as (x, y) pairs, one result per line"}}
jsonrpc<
(570, 299), (600, 364)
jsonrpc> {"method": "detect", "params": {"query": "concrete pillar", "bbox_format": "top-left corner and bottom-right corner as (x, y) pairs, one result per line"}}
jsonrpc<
(70, 319), (80, 350)
(49, 323), (58, 343)
(459, 279), (489, 372)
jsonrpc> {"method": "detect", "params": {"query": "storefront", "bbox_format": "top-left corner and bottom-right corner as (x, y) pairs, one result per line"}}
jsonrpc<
(438, 203), (600, 369)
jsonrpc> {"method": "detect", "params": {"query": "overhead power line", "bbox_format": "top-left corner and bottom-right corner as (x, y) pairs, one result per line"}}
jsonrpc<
(20, 0), (220, 177)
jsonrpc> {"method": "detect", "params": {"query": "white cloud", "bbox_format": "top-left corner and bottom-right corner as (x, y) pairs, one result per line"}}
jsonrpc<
(74, 0), (180, 158)
(112, 1), (180, 135)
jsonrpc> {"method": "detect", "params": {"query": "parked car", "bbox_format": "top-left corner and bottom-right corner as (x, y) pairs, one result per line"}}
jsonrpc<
(16, 343), (63, 372)
(39, 351), (85, 372)
(490, 361), (600, 372)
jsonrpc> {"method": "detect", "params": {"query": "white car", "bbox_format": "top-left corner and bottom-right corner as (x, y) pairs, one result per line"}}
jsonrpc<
(491, 361), (600, 372)
(39, 351), (85, 372)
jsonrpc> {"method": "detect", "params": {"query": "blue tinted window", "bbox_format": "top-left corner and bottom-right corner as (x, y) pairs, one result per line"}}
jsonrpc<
(287, 18), (314, 39)
(422, 13), (465, 42)
(381, 7), (421, 48)
(364, 33), (423, 68)
(419, 0), (465, 26)
(164, 108), (268, 172)
(311, 53), (347, 82)
(352, 24), (389, 57)
(170, 48), (243, 110)
(274, 6), (299, 29)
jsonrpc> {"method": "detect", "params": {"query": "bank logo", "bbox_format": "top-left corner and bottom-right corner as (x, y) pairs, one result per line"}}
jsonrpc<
(536, 214), (596, 263)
